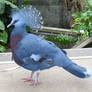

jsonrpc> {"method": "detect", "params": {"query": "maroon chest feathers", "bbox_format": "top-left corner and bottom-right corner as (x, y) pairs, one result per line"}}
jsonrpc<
(10, 34), (23, 51)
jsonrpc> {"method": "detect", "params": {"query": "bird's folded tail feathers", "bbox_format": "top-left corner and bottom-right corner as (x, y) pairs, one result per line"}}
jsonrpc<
(63, 63), (91, 78)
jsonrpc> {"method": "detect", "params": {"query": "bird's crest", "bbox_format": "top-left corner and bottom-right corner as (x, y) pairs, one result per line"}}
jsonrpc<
(11, 5), (43, 32)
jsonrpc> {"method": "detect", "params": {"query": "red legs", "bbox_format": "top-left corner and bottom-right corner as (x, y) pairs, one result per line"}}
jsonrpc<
(30, 70), (40, 86)
(22, 71), (34, 82)
(22, 70), (41, 86)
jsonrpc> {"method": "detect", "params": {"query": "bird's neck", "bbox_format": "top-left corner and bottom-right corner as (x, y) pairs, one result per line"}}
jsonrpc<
(11, 25), (28, 36)
(10, 25), (28, 51)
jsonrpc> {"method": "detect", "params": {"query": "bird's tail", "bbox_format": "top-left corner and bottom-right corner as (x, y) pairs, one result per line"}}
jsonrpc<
(63, 62), (91, 78)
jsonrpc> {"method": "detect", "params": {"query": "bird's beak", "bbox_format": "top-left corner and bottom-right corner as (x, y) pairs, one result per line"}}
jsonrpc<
(7, 21), (14, 28)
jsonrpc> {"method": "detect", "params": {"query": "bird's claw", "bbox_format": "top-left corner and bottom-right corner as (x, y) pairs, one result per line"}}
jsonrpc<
(22, 78), (34, 82)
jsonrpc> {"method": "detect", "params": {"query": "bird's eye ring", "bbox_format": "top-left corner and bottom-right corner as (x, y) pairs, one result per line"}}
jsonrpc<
(14, 20), (19, 23)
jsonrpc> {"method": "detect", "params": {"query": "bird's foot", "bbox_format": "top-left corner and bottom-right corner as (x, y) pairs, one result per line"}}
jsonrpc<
(22, 78), (34, 82)
(30, 81), (40, 86)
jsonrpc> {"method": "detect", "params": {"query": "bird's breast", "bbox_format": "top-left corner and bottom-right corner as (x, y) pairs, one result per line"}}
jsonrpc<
(10, 34), (23, 51)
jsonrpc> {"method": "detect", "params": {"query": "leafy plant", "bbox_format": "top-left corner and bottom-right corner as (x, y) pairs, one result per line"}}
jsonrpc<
(22, 0), (31, 6)
(45, 34), (78, 45)
(72, 0), (92, 38)
(0, 0), (18, 52)
(0, 20), (5, 30)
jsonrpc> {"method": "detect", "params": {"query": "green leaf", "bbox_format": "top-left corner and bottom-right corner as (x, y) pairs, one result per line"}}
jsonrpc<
(11, 0), (17, 3)
(3, 31), (8, 43)
(85, 0), (92, 10)
(0, 31), (8, 43)
(4, 0), (18, 9)
(0, 45), (6, 52)
(0, 3), (5, 14)
(0, 20), (5, 30)
(81, 12), (87, 17)
(0, 0), (5, 3)
(26, 26), (32, 32)
(0, 0), (18, 9)
(72, 12), (81, 18)
(22, 0), (31, 5)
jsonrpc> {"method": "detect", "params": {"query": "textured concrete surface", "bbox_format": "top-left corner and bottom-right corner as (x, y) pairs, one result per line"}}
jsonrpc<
(0, 48), (92, 92)
(28, 0), (73, 28)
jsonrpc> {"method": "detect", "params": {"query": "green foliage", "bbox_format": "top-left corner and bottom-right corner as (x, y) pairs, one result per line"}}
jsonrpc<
(22, 0), (31, 6)
(0, 3), (5, 14)
(26, 26), (33, 32)
(0, 31), (8, 52)
(0, 20), (5, 30)
(72, 0), (92, 38)
(85, 0), (92, 10)
(0, 45), (6, 52)
(0, 0), (18, 52)
(45, 34), (78, 45)
(0, 0), (18, 9)
(4, 0), (18, 9)
(0, 31), (8, 43)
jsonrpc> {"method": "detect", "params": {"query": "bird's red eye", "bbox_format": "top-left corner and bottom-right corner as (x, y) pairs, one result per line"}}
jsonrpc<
(14, 20), (18, 23)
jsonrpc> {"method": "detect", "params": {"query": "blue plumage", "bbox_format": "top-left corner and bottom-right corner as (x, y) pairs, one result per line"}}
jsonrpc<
(7, 5), (91, 86)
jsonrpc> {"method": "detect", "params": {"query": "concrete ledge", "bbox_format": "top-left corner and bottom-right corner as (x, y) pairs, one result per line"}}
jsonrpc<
(0, 52), (12, 61)
(0, 48), (92, 62)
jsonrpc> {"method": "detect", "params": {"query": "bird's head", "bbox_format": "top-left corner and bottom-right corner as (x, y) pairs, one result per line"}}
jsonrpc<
(7, 10), (25, 28)
(7, 19), (19, 28)
(7, 6), (43, 32)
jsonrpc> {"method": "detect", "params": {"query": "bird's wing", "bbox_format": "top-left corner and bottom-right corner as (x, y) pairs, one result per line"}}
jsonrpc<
(15, 34), (67, 70)
(15, 34), (59, 63)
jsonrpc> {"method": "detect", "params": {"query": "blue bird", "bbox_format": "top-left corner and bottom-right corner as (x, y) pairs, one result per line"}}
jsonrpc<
(7, 6), (91, 86)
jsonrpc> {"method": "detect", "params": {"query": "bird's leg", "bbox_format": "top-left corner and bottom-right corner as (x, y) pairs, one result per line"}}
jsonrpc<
(22, 71), (34, 82)
(30, 70), (40, 86)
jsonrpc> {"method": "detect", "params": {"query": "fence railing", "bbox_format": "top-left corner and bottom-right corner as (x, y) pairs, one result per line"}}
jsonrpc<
(31, 26), (80, 37)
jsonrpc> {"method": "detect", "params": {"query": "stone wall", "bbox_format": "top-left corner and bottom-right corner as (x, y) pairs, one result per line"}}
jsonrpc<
(18, 0), (75, 28)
